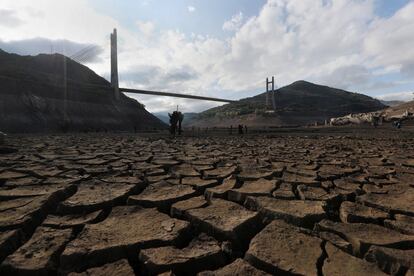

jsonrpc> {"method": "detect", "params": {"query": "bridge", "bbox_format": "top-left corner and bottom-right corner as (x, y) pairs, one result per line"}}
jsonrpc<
(68, 28), (277, 107)
(108, 29), (235, 103)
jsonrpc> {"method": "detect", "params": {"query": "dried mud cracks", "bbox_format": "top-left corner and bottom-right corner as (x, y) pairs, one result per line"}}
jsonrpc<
(0, 133), (414, 275)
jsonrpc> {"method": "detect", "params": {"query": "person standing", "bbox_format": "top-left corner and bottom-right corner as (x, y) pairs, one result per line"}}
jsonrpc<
(178, 112), (184, 135)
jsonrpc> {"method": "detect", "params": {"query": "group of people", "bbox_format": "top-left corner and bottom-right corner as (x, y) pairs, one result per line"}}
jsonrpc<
(169, 111), (184, 135)
(229, 125), (247, 135)
(393, 120), (402, 129)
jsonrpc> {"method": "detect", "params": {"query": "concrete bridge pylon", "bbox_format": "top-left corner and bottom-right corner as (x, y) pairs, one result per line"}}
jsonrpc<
(110, 28), (120, 101)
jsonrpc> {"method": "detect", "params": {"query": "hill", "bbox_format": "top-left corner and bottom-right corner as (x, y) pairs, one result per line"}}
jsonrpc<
(153, 112), (170, 124)
(384, 100), (414, 118)
(379, 100), (406, 107)
(187, 81), (386, 127)
(0, 49), (166, 133)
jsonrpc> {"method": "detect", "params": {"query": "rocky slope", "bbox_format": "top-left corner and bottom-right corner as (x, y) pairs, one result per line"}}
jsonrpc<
(187, 81), (386, 127)
(0, 49), (166, 133)
(330, 100), (414, 125)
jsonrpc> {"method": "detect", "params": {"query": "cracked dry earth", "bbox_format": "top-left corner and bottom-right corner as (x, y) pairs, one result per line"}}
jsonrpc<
(0, 133), (414, 276)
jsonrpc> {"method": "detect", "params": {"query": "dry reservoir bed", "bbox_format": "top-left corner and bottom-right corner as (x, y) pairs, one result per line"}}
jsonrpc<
(0, 131), (413, 275)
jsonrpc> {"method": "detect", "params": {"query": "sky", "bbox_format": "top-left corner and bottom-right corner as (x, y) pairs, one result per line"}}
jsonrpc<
(0, 0), (413, 113)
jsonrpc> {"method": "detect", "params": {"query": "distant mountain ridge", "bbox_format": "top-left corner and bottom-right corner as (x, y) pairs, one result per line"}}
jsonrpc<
(379, 100), (406, 107)
(0, 49), (166, 132)
(187, 80), (386, 127)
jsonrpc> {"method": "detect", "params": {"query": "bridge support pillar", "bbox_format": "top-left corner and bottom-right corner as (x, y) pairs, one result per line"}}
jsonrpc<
(110, 28), (120, 101)
(266, 76), (276, 111)
(266, 77), (269, 107)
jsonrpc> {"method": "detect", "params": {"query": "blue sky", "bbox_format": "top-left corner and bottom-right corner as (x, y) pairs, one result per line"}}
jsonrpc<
(375, 0), (410, 17)
(0, 0), (413, 112)
(88, 0), (267, 39)
(88, 0), (409, 37)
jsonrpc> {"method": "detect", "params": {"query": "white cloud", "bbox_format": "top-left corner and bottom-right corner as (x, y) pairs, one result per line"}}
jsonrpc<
(364, 2), (414, 73)
(376, 91), (414, 102)
(188, 6), (196, 13)
(0, 9), (24, 27)
(136, 20), (155, 36)
(216, 0), (376, 91)
(223, 12), (244, 31)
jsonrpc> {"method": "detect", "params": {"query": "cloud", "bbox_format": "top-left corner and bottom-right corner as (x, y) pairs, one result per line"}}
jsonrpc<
(401, 63), (414, 78)
(188, 6), (196, 13)
(216, 0), (376, 91)
(0, 37), (103, 63)
(376, 91), (413, 102)
(320, 65), (372, 90)
(364, 2), (414, 74)
(223, 12), (244, 31)
(0, 9), (24, 27)
(120, 65), (198, 90)
(136, 20), (155, 36)
(124, 93), (221, 113)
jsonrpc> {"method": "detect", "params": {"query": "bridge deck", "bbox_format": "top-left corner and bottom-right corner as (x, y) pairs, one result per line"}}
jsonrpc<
(120, 88), (235, 103)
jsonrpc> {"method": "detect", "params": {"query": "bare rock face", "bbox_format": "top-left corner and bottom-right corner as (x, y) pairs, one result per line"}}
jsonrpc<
(198, 258), (271, 276)
(316, 219), (414, 256)
(227, 179), (276, 203)
(60, 206), (190, 272)
(68, 259), (135, 276)
(365, 245), (414, 275)
(323, 243), (387, 276)
(127, 181), (197, 212)
(139, 234), (226, 275)
(339, 201), (389, 223)
(245, 219), (323, 275)
(57, 180), (139, 214)
(0, 227), (72, 275)
(357, 189), (414, 216)
(186, 198), (260, 245)
(245, 196), (326, 227)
